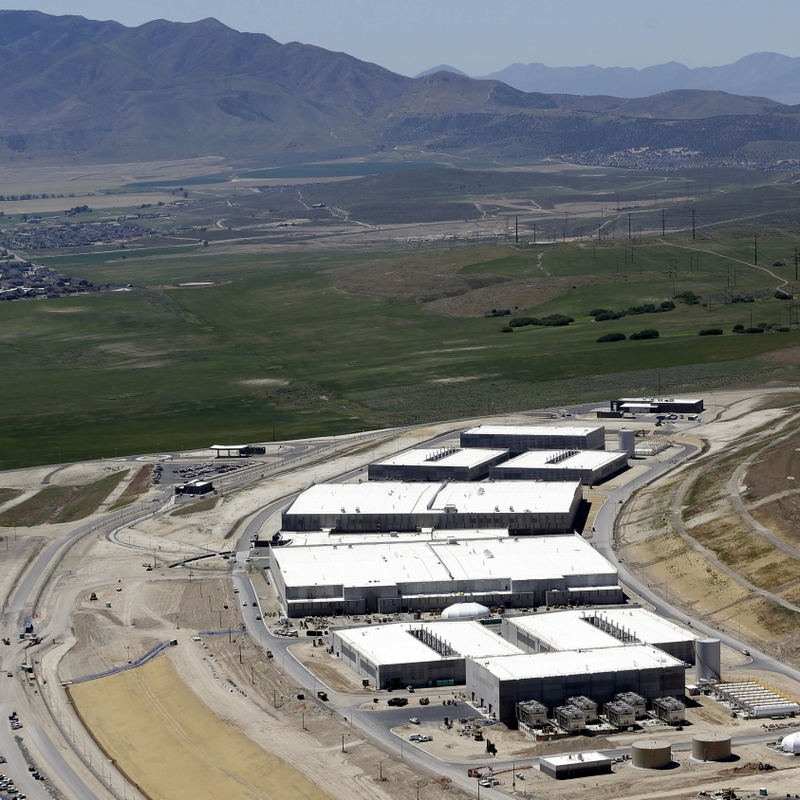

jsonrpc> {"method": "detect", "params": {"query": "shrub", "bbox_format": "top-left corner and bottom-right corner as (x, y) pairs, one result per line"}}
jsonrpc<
(630, 328), (660, 340)
(674, 290), (700, 305)
(594, 310), (626, 321)
(589, 308), (609, 317)
(698, 328), (723, 336)
(485, 308), (511, 318)
(744, 326), (763, 334)
(773, 261), (786, 267)
(776, 326), (790, 332)
(659, 300), (676, 310)
(731, 294), (754, 303)
(500, 326), (513, 333)
(597, 332), (626, 343)
(627, 303), (657, 315)
(732, 324), (745, 333)
(775, 289), (793, 300)
(509, 316), (538, 327)
(539, 314), (574, 327)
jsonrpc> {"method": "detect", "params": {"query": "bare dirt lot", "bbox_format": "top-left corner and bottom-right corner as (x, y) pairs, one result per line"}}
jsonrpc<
(69, 656), (335, 800)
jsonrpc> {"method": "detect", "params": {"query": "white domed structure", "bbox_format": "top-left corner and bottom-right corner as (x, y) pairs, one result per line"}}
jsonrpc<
(440, 602), (490, 620)
(781, 731), (800, 753)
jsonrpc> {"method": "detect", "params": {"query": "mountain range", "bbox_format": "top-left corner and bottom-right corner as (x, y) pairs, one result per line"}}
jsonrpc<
(2, 11), (800, 169)
(476, 53), (800, 106)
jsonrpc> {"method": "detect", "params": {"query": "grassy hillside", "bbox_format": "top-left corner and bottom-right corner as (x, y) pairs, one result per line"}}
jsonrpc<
(2, 226), (799, 468)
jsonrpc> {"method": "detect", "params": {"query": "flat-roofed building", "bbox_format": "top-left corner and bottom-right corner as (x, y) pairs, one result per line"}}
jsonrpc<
(460, 425), (605, 454)
(270, 533), (621, 617)
(503, 611), (621, 654)
(539, 752), (612, 780)
(331, 620), (523, 689)
(467, 646), (686, 726)
(490, 449), (628, 485)
(504, 607), (699, 664)
(368, 447), (508, 482)
(584, 608), (699, 664)
(609, 397), (704, 414)
(281, 480), (582, 535)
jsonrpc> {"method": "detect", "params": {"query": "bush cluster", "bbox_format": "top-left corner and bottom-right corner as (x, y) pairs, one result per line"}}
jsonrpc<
(509, 313), (574, 328)
(673, 291), (700, 305)
(629, 328), (660, 340)
(590, 300), (674, 322)
(698, 328), (723, 336)
(597, 332), (626, 343)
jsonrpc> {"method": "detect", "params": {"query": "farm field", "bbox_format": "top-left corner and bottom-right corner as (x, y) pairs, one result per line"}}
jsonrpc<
(3, 163), (800, 467)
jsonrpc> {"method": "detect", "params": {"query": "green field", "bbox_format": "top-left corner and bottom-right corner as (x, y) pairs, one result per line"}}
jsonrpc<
(4, 165), (800, 468)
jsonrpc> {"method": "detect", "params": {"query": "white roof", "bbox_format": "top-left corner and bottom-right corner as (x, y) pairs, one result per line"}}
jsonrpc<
(336, 621), (522, 666)
(284, 529), (508, 547)
(617, 397), (702, 404)
(463, 425), (602, 438)
(540, 752), (611, 767)
(507, 611), (622, 651)
(273, 534), (617, 589)
(494, 450), (625, 471)
(507, 608), (698, 650)
(210, 444), (249, 450)
(473, 645), (683, 680)
(285, 481), (581, 516)
(589, 608), (700, 645)
(372, 448), (507, 468)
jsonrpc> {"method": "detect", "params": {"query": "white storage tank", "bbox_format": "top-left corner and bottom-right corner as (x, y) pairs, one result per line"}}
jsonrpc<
(692, 733), (732, 761)
(631, 740), (672, 770)
(695, 638), (721, 683)
(618, 429), (636, 458)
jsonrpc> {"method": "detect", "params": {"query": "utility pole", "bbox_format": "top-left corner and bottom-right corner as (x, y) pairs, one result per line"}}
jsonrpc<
(794, 247), (798, 282)
(532, 222), (536, 244)
(661, 208), (665, 237)
(754, 234), (758, 266)
(691, 208), (696, 240)
(628, 212), (631, 240)
(514, 216), (518, 244)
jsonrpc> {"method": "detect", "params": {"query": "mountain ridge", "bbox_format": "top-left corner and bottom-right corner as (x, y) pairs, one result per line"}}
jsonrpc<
(479, 52), (800, 105)
(1, 11), (800, 169)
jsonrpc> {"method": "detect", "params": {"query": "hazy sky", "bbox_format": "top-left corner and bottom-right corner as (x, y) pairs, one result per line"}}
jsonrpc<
(2, 0), (799, 77)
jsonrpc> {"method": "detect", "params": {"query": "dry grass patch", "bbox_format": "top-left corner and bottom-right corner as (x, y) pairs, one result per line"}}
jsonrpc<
(687, 515), (750, 551)
(778, 583), (800, 605)
(741, 555), (800, 592)
(171, 495), (220, 517)
(714, 533), (774, 571)
(754, 599), (800, 638)
(751, 495), (800, 547)
(744, 427), (800, 502)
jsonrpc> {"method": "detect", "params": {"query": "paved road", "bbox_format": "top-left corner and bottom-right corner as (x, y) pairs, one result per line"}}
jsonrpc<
(0, 703), (50, 800)
(29, 727), (100, 800)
